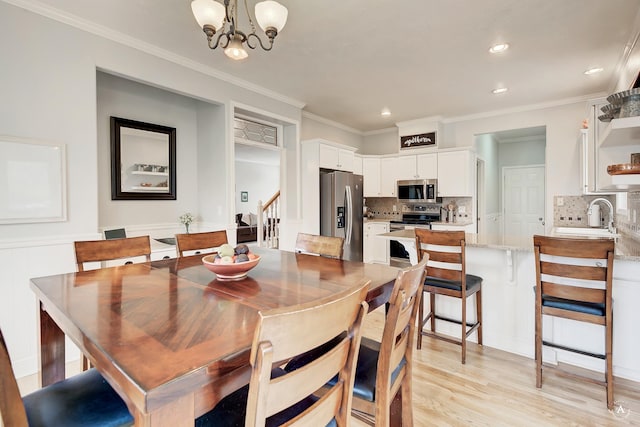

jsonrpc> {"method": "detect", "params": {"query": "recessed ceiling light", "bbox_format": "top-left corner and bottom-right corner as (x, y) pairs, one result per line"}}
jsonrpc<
(584, 67), (604, 75)
(489, 43), (509, 54)
(381, 108), (391, 117)
(492, 87), (508, 94)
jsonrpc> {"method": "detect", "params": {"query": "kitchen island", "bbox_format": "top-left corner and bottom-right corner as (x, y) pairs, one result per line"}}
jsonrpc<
(378, 228), (640, 383)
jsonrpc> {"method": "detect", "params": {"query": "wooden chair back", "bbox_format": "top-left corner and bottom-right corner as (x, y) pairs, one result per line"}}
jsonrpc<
(360, 256), (428, 424)
(0, 328), (29, 426)
(74, 236), (151, 272)
(533, 235), (614, 324)
(295, 232), (344, 259)
(175, 230), (228, 257)
(533, 235), (615, 408)
(245, 281), (369, 427)
(414, 229), (466, 296)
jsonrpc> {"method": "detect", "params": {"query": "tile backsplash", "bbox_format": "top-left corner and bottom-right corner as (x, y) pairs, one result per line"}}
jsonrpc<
(553, 195), (615, 228)
(617, 192), (640, 241)
(364, 196), (473, 222)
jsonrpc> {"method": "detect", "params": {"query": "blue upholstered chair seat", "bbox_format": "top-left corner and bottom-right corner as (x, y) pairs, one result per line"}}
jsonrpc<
(195, 367), (336, 427)
(542, 296), (606, 316)
(23, 368), (133, 427)
(425, 274), (482, 291)
(285, 336), (405, 403)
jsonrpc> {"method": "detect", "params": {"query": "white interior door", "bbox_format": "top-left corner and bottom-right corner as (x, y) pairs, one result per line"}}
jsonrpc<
(502, 165), (545, 237)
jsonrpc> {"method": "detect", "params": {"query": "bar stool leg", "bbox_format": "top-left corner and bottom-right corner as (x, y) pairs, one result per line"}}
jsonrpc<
(476, 289), (483, 345)
(430, 293), (436, 333)
(461, 294), (467, 364)
(417, 290), (424, 349)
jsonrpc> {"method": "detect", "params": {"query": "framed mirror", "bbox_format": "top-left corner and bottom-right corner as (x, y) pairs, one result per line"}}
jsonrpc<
(110, 117), (176, 200)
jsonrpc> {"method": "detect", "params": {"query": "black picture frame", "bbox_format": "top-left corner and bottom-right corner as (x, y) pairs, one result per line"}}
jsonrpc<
(110, 117), (176, 200)
(241, 191), (248, 202)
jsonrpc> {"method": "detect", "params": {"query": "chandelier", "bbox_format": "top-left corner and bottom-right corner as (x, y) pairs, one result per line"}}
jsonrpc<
(191, 0), (288, 60)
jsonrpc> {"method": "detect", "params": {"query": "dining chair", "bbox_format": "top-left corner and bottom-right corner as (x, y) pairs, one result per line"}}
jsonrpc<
(175, 230), (228, 257)
(533, 235), (615, 409)
(284, 257), (427, 426)
(0, 327), (133, 427)
(195, 280), (370, 427)
(414, 228), (483, 364)
(295, 232), (345, 259)
(74, 235), (152, 370)
(74, 236), (152, 272)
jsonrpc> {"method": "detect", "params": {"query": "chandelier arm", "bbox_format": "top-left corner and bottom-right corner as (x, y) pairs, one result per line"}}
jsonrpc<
(243, 0), (257, 34)
(207, 31), (227, 50)
(246, 32), (274, 51)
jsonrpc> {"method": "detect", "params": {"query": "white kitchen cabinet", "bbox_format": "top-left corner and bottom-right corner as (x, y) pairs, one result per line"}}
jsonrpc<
(380, 157), (398, 197)
(319, 144), (354, 172)
(364, 222), (389, 264)
(363, 157), (381, 197)
(353, 154), (363, 175)
(437, 150), (475, 197)
(396, 153), (438, 180)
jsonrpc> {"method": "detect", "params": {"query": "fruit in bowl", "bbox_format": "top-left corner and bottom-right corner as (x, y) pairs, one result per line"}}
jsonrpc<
(202, 244), (260, 280)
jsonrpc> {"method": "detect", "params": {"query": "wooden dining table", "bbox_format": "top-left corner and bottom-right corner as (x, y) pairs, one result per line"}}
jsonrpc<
(30, 247), (400, 426)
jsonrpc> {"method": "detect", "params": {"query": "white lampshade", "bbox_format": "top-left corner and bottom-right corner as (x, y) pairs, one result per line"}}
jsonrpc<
(255, 1), (288, 32)
(191, 0), (225, 31)
(224, 35), (249, 60)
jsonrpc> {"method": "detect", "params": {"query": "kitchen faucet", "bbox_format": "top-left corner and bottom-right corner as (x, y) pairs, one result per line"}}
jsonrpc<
(587, 198), (616, 234)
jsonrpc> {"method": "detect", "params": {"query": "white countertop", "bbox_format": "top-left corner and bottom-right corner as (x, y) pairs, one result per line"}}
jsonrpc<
(379, 229), (640, 261)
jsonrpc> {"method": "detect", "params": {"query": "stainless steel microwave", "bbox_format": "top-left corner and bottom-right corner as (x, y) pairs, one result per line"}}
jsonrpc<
(397, 179), (437, 203)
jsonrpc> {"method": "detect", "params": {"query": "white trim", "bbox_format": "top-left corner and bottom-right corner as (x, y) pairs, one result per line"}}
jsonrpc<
(442, 93), (605, 124)
(301, 111), (363, 135)
(0, 233), (101, 249)
(3, 0), (306, 110)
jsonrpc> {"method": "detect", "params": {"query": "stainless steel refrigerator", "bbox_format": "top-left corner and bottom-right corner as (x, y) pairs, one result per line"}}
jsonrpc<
(320, 171), (363, 261)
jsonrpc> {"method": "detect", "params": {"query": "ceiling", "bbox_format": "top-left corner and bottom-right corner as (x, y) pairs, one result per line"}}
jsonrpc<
(22, 0), (640, 132)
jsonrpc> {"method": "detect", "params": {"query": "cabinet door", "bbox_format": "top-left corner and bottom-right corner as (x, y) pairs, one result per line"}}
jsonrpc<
(437, 150), (474, 197)
(380, 157), (398, 197)
(396, 156), (417, 180)
(353, 154), (363, 175)
(319, 144), (339, 169)
(364, 223), (389, 264)
(416, 153), (438, 179)
(338, 149), (354, 172)
(363, 158), (381, 197)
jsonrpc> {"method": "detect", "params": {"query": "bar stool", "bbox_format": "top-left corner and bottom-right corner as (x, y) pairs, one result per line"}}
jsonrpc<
(414, 229), (482, 364)
(533, 235), (615, 409)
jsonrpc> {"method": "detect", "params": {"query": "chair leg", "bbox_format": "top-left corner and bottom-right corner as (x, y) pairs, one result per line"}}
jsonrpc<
(430, 293), (436, 333)
(606, 318), (614, 409)
(475, 288), (483, 345)
(535, 303), (542, 388)
(81, 355), (90, 371)
(400, 378), (413, 427)
(461, 295), (467, 364)
(417, 290), (424, 350)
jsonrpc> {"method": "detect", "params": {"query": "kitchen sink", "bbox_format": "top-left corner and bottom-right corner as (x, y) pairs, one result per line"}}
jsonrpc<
(552, 227), (618, 237)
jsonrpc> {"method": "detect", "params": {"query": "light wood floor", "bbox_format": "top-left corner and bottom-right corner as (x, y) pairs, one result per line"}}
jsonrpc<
(353, 307), (640, 427)
(17, 307), (639, 426)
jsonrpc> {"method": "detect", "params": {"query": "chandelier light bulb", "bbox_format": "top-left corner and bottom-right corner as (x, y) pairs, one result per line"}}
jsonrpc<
(191, 0), (225, 32)
(225, 35), (249, 60)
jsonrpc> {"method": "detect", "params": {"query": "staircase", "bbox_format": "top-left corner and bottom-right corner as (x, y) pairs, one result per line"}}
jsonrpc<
(257, 191), (280, 248)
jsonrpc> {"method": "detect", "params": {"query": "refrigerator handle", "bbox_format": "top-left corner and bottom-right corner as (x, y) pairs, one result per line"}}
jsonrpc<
(345, 185), (353, 245)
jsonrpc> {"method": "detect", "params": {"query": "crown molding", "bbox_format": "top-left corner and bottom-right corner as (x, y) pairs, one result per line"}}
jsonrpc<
(3, 0), (306, 109)
(442, 93), (605, 124)
(301, 111), (363, 135)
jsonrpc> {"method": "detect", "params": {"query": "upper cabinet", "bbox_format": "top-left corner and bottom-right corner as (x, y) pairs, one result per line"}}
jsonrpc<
(396, 153), (438, 180)
(363, 157), (381, 197)
(379, 157), (397, 197)
(596, 116), (640, 191)
(437, 150), (475, 197)
(319, 144), (355, 172)
(353, 154), (363, 175)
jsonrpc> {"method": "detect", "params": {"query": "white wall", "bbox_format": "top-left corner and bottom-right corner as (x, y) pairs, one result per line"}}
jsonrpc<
(498, 139), (546, 168)
(474, 133), (500, 214)
(97, 72), (202, 228)
(301, 114), (363, 150)
(0, 2), (302, 378)
(235, 161), (280, 214)
(360, 129), (397, 155)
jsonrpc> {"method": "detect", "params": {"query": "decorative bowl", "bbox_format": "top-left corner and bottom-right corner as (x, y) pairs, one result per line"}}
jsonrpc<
(201, 255), (261, 280)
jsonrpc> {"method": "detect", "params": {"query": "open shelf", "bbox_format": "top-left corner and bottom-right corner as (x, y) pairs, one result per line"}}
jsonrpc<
(131, 171), (169, 176)
(599, 116), (640, 148)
